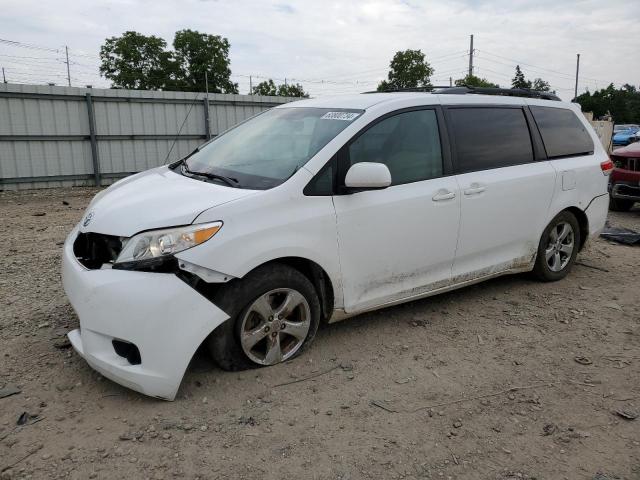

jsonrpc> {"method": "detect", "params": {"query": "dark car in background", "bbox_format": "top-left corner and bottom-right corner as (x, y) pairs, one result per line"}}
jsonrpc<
(609, 142), (640, 211)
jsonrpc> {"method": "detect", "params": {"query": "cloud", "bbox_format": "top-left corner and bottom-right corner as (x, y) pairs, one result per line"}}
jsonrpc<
(0, 0), (638, 99)
(274, 3), (296, 14)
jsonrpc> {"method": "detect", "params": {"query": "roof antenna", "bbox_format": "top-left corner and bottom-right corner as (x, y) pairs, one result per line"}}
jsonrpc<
(164, 81), (204, 164)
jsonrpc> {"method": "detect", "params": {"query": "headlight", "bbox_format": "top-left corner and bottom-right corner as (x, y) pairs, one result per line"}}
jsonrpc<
(116, 222), (222, 263)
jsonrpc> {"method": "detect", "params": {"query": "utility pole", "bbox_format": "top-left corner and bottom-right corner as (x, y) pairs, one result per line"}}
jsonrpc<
(573, 53), (580, 101)
(65, 46), (71, 86)
(249, 75), (253, 94)
(468, 34), (474, 78)
(2, 67), (6, 83)
(449, 76), (452, 87)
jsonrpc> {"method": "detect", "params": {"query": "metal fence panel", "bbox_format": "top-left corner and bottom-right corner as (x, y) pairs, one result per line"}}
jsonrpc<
(0, 83), (293, 190)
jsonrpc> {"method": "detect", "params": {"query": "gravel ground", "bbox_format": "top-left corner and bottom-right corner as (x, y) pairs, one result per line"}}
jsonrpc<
(0, 187), (639, 480)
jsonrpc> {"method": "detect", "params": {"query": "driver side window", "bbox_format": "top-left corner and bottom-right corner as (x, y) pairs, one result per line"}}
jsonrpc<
(348, 109), (443, 185)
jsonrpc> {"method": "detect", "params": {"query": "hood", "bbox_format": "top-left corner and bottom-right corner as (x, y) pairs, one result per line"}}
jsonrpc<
(80, 166), (258, 237)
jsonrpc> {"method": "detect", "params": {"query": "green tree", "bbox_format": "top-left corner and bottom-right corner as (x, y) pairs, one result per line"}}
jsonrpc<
(99, 30), (238, 93)
(252, 79), (309, 97)
(532, 78), (551, 92)
(276, 83), (308, 97)
(252, 79), (278, 96)
(172, 29), (238, 93)
(576, 83), (640, 123)
(455, 74), (499, 88)
(377, 49), (434, 91)
(511, 65), (532, 89)
(99, 31), (176, 90)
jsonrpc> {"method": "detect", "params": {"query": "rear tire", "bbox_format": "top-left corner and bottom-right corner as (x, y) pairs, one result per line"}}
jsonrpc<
(532, 211), (581, 282)
(207, 263), (320, 371)
(609, 196), (635, 212)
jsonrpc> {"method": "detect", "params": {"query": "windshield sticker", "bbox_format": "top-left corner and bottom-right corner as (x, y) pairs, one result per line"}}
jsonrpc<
(321, 112), (360, 121)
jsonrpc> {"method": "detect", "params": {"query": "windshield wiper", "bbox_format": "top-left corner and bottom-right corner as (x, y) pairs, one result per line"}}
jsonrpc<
(180, 160), (240, 188)
(170, 148), (199, 168)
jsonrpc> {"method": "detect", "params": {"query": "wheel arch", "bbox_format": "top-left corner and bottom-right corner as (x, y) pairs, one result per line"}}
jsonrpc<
(240, 257), (336, 323)
(564, 206), (589, 251)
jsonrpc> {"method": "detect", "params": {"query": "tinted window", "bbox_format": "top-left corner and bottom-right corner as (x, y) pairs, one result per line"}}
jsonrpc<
(530, 106), (594, 158)
(449, 107), (534, 173)
(347, 109), (443, 185)
(304, 158), (335, 196)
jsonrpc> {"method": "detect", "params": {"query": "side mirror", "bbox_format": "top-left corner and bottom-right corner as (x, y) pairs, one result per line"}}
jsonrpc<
(344, 162), (392, 191)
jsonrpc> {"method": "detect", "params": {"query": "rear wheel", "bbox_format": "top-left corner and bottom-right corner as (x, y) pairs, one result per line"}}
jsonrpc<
(609, 196), (635, 212)
(207, 264), (320, 371)
(532, 211), (580, 282)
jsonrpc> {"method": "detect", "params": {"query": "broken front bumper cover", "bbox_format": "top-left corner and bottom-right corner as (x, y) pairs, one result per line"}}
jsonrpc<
(62, 227), (229, 400)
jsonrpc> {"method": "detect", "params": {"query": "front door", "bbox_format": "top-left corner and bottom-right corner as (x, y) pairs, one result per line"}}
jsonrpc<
(332, 108), (461, 313)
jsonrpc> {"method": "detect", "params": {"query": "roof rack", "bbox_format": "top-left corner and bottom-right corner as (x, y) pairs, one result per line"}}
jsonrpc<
(435, 85), (561, 101)
(362, 86), (447, 93)
(363, 85), (561, 101)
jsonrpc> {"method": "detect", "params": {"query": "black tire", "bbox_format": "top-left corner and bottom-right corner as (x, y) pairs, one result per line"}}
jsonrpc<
(207, 263), (320, 371)
(609, 196), (635, 212)
(532, 211), (581, 282)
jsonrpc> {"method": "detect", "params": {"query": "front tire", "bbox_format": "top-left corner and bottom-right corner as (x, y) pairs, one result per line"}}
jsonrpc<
(532, 211), (581, 282)
(207, 264), (320, 371)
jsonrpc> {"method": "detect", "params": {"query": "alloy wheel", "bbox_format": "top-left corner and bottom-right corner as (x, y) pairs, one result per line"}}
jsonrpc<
(239, 288), (311, 365)
(545, 221), (575, 272)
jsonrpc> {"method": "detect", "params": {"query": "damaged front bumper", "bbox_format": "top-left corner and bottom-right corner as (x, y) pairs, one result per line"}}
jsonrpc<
(62, 227), (229, 400)
(610, 182), (640, 202)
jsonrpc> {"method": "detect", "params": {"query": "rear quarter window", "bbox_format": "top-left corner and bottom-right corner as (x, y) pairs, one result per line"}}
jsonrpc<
(530, 106), (594, 158)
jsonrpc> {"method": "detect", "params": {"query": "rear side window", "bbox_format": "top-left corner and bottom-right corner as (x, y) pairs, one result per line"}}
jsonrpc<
(530, 106), (594, 158)
(448, 107), (534, 173)
(347, 109), (443, 185)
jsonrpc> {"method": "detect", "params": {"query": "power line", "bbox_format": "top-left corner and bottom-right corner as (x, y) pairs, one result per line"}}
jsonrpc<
(0, 38), (61, 53)
(476, 53), (574, 80)
(67, 49), (101, 59)
(429, 50), (469, 62)
(0, 53), (62, 62)
(477, 56), (625, 93)
(477, 49), (627, 87)
(478, 49), (577, 78)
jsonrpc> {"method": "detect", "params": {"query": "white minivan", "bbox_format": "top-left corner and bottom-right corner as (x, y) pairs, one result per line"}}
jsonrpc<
(63, 89), (612, 400)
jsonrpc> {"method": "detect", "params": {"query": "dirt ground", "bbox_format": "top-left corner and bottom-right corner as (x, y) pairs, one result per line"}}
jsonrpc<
(0, 187), (639, 480)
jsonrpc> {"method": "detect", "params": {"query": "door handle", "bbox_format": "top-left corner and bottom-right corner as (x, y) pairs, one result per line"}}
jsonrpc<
(432, 189), (456, 201)
(463, 183), (486, 196)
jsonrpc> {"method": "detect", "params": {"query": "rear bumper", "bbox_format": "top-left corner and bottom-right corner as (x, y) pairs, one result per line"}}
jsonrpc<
(62, 226), (229, 400)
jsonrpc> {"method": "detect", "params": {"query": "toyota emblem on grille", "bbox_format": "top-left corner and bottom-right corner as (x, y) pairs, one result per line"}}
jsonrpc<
(83, 212), (94, 227)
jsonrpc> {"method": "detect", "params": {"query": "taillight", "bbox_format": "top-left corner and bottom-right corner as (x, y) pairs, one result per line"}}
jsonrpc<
(600, 159), (614, 176)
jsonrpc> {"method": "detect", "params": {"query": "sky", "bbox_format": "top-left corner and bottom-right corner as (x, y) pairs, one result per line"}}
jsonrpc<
(0, 0), (638, 101)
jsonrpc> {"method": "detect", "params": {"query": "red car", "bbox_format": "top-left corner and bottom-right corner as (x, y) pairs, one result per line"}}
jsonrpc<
(609, 142), (640, 211)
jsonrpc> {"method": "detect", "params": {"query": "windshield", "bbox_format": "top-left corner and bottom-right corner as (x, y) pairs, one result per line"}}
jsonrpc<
(184, 107), (363, 189)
